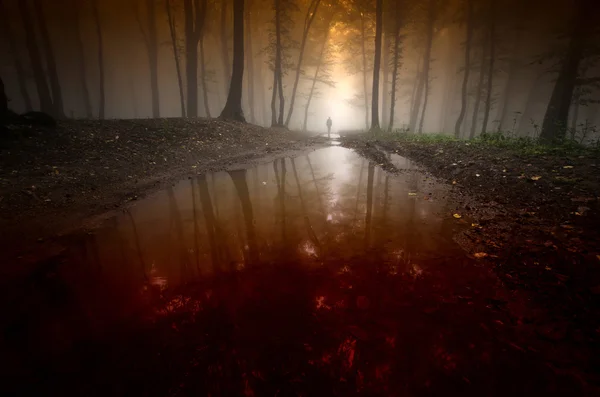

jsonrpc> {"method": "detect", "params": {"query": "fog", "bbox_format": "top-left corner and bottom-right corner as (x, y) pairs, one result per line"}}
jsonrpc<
(1, 0), (599, 138)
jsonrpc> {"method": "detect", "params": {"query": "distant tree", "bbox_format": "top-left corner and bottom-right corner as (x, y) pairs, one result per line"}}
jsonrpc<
(284, 0), (322, 127)
(91, 0), (106, 119)
(0, 0), (32, 112)
(165, 0), (186, 117)
(454, 0), (474, 138)
(370, 0), (383, 131)
(388, 0), (406, 132)
(220, 0), (246, 121)
(540, 0), (597, 142)
(244, 0), (256, 123)
(18, 0), (53, 115)
(184, 0), (207, 118)
(72, 0), (92, 118)
(0, 76), (8, 117)
(33, 0), (65, 118)
(220, 0), (232, 94)
(136, 0), (161, 118)
(480, 0), (497, 134)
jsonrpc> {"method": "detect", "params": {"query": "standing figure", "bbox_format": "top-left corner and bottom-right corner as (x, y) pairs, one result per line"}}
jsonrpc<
(326, 116), (332, 137)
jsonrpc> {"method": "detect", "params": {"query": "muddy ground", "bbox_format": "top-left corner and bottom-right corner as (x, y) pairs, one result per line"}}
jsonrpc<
(342, 134), (600, 390)
(0, 118), (325, 267)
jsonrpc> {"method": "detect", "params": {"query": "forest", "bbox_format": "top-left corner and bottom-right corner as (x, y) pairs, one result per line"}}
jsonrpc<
(1, 0), (599, 141)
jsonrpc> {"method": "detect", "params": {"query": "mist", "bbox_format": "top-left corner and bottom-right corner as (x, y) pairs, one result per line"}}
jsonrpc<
(1, 0), (598, 139)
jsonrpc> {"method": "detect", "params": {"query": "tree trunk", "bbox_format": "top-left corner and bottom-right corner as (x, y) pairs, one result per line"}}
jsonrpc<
(245, 3), (256, 123)
(0, 0), (32, 112)
(220, 0), (245, 121)
(388, 10), (402, 132)
(454, 0), (474, 138)
(277, 60), (285, 126)
(91, 0), (106, 119)
(284, 0), (321, 127)
(496, 27), (522, 131)
(18, 0), (53, 115)
(271, 0), (283, 126)
(145, 0), (160, 118)
(481, 0), (496, 134)
(72, 0), (92, 118)
(370, 0), (383, 131)
(417, 0), (436, 134)
(540, 0), (592, 142)
(381, 32), (391, 130)
(200, 36), (211, 117)
(303, 27), (331, 132)
(184, 0), (207, 118)
(0, 76), (8, 116)
(33, 0), (64, 118)
(470, 35), (488, 139)
(220, 0), (231, 94)
(271, 66), (278, 126)
(360, 13), (369, 130)
(165, 0), (186, 117)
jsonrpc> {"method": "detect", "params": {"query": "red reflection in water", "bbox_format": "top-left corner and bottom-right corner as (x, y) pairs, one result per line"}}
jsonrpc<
(0, 148), (586, 396)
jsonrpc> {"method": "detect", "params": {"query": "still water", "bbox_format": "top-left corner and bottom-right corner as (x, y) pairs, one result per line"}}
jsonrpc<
(1, 147), (574, 396)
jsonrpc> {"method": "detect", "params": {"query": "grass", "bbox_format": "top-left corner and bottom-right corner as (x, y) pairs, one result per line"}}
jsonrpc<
(366, 129), (600, 158)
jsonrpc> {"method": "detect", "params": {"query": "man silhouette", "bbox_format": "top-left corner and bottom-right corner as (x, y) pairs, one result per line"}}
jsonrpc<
(326, 116), (332, 137)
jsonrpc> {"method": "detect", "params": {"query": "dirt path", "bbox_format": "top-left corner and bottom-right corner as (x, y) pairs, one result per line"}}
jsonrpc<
(342, 135), (600, 391)
(0, 118), (325, 266)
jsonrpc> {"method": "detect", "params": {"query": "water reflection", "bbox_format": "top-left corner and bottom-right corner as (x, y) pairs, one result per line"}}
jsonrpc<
(1, 147), (574, 396)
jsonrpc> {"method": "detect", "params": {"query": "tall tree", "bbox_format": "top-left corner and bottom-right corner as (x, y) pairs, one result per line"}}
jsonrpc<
(165, 0), (186, 117)
(270, 0), (284, 126)
(480, 0), (496, 134)
(0, 76), (7, 117)
(18, 0), (53, 115)
(370, 0), (383, 131)
(184, 0), (207, 118)
(417, 0), (437, 134)
(220, 0), (232, 94)
(136, 0), (160, 118)
(284, 0), (321, 127)
(454, 0), (474, 138)
(0, 0), (32, 112)
(244, 0), (256, 123)
(470, 32), (489, 139)
(220, 0), (246, 121)
(388, 0), (403, 132)
(540, 0), (595, 142)
(91, 0), (106, 119)
(72, 0), (92, 118)
(33, 0), (65, 118)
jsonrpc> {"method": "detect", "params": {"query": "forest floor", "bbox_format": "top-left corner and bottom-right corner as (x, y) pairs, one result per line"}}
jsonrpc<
(342, 133), (600, 391)
(0, 118), (325, 266)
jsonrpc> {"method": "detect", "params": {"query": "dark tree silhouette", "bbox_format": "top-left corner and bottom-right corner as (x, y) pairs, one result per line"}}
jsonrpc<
(220, 0), (246, 121)
(454, 0), (474, 138)
(136, 0), (160, 118)
(0, 0), (32, 112)
(165, 0), (186, 117)
(91, 0), (106, 119)
(33, 0), (64, 118)
(540, 0), (596, 142)
(481, 0), (497, 134)
(0, 76), (8, 117)
(370, 0), (383, 131)
(18, 0), (53, 115)
(184, 0), (207, 118)
(72, 0), (92, 118)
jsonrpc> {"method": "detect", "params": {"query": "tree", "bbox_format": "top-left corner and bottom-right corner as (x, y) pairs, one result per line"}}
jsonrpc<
(0, 0), (32, 112)
(18, 0), (53, 115)
(136, 0), (161, 118)
(480, 0), (497, 134)
(370, 0), (383, 131)
(220, 0), (232, 94)
(284, 0), (321, 127)
(72, 0), (92, 118)
(454, 0), (474, 138)
(388, 0), (404, 132)
(91, 0), (106, 119)
(540, 0), (596, 142)
(165, 0), (186, 117)
(417, 0), (438, 134)
(220, 0), (246, 121)
(0, 76), (8, 117)
(33, 0), (65, 118)
(184, 0), (207, 118)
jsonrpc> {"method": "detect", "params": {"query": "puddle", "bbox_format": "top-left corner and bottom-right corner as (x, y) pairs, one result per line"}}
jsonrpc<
(0, 147), (572, 395)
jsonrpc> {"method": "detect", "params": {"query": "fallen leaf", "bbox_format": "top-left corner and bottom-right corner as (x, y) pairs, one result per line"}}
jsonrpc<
(452, 180), (457, 185)
(453, 213), (462, 219)
(475, 174), (481, 177)
(563, 165), (574, 169)
(530, 175), (541, 181)
(473, 252), (488, 259)
(408, 192), (417, 196)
